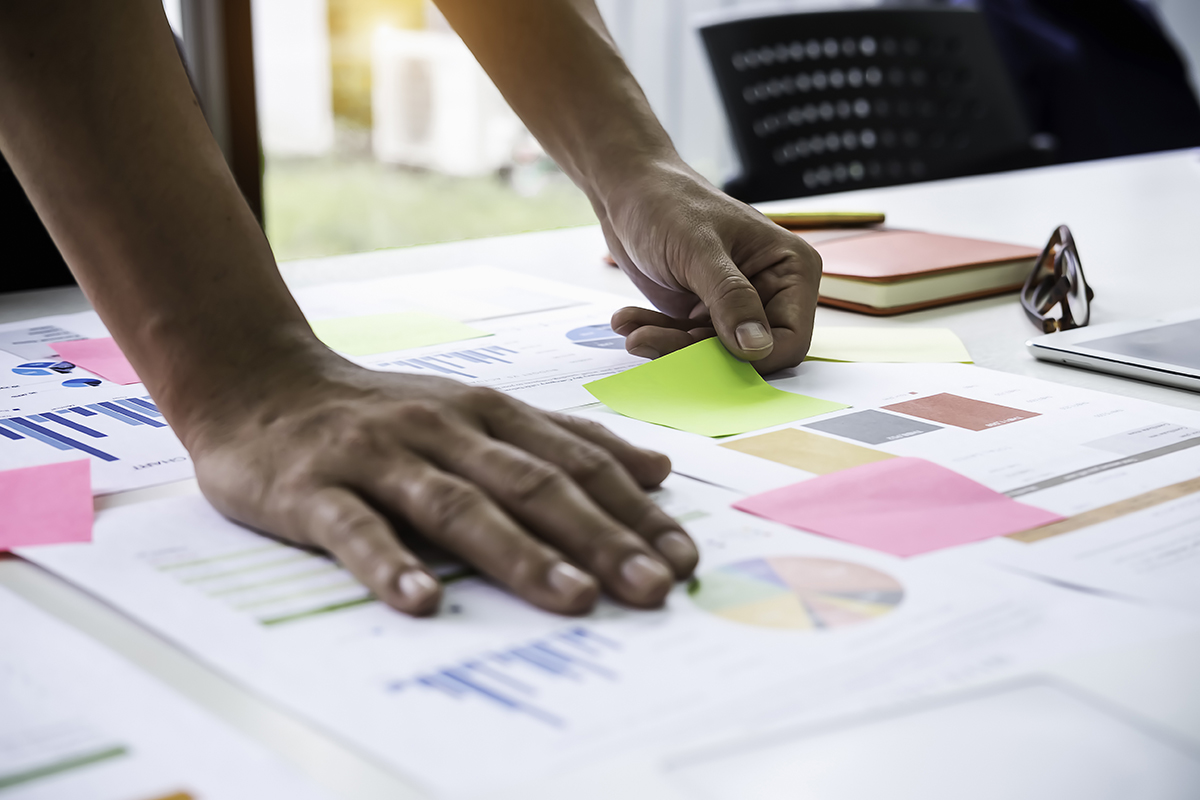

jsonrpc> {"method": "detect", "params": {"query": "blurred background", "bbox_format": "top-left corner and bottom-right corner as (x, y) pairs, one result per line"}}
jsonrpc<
(160, 0), (1200, 262)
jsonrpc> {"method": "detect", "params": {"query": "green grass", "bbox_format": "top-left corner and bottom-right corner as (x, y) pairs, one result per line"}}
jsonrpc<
(263, 155), (599, 261)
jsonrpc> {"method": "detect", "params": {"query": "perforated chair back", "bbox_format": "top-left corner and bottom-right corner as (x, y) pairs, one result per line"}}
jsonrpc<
(700, 8), (1034, 202)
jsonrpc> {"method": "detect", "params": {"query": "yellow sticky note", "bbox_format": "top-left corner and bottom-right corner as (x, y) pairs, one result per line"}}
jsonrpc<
(806, 327), (972, 363)
(584, 339), (848, 437)
(310, 312), (491, 356)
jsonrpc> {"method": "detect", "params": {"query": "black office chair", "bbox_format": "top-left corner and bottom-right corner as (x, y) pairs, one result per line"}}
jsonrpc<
(700, 8), (1038, 203)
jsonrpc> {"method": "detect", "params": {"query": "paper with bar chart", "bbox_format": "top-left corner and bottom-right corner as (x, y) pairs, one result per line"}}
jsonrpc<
(0, 587), (330, 800)
(0, 314), (191, 494)
(20, 474), (1191, 797)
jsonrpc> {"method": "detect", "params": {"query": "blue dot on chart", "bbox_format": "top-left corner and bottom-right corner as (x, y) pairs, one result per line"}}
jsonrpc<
(566, 324), (626, 350)
(62, 378), (102, 388)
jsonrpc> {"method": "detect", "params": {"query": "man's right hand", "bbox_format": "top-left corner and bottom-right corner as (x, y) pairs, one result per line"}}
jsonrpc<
(187, 346), (700, 617)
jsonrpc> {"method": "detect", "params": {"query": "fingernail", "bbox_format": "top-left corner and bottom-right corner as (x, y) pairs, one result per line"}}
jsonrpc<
(548, 561), (596, 600)
(397, 570), (439, 602)
(736, 321), (773, 352)
(629, 346), (661, 360)
(620, 553), (673, 595)
(654, 531), (699, 574)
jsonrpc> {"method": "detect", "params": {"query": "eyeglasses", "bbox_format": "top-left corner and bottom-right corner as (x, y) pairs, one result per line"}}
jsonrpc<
(1021, 224), (1094, 333)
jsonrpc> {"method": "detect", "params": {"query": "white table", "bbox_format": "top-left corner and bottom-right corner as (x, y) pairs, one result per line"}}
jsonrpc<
(3, 149), (1200, 799)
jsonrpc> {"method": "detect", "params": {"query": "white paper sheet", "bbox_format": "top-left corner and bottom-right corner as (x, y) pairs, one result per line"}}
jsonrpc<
(0, 586), (332, 800)
(18, 476), (1193, 798)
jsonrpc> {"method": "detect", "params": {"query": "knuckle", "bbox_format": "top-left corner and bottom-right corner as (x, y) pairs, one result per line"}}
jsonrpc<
(560, 444), (619, 485)
(313, 501), (379, 550)
(396, 400), (450, 430)
(468, 386), (509, 414)
(505, 458), (568, 506)
(416, 477), (486, 531)
(712, 271), (758, 305)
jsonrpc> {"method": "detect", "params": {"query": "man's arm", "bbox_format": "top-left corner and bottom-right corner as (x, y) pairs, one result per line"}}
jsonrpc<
(436, 0), (821, 373)
(0, 1), (698, 615)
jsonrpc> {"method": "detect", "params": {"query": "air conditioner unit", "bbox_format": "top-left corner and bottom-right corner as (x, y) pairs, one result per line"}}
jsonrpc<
(372, 27), (524, 176)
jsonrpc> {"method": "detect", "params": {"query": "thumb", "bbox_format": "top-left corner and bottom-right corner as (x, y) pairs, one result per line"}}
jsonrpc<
(694, 258), (774, 361)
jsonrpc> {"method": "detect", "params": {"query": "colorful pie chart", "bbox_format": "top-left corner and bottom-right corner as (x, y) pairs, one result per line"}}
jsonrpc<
(688, 556), (903, 630)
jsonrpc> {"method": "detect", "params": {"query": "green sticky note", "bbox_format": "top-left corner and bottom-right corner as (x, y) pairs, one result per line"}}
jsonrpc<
(805, 327), (972, 363)
(310, 312), (491, 356)
(584, 338), (848, 437)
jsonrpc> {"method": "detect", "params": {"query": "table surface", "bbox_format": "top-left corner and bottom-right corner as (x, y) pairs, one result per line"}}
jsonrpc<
(3, 148), (1200, 799)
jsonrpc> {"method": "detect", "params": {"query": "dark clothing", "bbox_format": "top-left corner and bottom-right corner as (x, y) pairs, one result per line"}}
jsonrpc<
(1, 154), (76, 292)
(977, 0), (1200, 162)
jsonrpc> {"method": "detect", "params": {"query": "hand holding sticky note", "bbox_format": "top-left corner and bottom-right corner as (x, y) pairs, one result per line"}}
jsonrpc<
(733, 457), (1063, 556)
(584, 338), (847, 437)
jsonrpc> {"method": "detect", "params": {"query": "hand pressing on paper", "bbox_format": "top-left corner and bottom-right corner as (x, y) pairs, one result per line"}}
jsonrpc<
(189, 345), (699, 616)
(600, 161), (822, 375)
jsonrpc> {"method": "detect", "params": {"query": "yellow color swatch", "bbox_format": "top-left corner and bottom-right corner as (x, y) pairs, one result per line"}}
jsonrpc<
(720, 427), (894, 474)
(806, 327), (972, 363)
(310, 312), (491, 356)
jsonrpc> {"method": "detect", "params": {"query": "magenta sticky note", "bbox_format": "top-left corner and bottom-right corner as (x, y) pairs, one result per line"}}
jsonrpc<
(0, 460), (94, 551)
(51, 337), (140, 385)
(733, 457), (1064, 556)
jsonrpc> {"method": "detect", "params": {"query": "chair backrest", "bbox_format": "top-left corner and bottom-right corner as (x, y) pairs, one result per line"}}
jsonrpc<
(700, 8), (1034, 203)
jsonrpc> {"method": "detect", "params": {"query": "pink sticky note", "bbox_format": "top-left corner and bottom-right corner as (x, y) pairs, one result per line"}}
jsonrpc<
(733, 457), (1064, 556)
(0, 460), (94, 551)
(51, 337), (140, 385)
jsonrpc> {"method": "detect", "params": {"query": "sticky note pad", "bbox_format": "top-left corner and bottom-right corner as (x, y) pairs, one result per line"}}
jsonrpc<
(806, 327), (972, 363)
(51, 338), (141, 385)
(721, 428), (894, 475)
(733, 457), (1064, 556)
(0, 460), (93, 551)
(310, 312), (491, 356)
(584, 338), (848, 437)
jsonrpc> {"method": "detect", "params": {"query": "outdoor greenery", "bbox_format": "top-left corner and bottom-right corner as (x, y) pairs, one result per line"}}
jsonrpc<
(263, 155), (598, 261)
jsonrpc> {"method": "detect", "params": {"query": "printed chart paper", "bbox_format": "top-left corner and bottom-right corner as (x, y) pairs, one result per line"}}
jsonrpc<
(51, 338), (140, 385)
(0, 587), (331, 800)
(311, 312), (491, 356)
(585, 339), (847, 436)
(20, 477), (1191, 798)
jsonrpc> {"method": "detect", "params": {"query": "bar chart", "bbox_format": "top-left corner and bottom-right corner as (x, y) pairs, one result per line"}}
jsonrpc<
(388, 627), (621, 727)
(387, 345), (521, 379)
(0, 396), (166, 463)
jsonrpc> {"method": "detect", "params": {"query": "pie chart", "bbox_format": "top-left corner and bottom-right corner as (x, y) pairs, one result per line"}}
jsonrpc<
(688, 557), (903, 630)
(566, 324), (626, 350)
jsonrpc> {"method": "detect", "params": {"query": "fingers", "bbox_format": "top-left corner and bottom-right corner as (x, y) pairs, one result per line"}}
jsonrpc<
(685, 248), (776, 363)
(502, 408), (700, 578)
(550, 410), (671, 488)
(745, 257), (820, 374)
(297, 487), (442, 616)
(367, 455), (604, 615)
(612, 306), (714, 360)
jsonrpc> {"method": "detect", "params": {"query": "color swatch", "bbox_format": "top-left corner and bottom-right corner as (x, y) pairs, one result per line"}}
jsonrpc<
(806, 327), (972, 363)
(0, 460), (93, 551)
(733, 457), (1065, 556)
(584, 338), (848, 437)
(805, 409), (942, 445)
(688, 556), (903, 630)
(310, 312), (491, 356)
(720, 428), (894, 474)
(882, 393), (1038, 431)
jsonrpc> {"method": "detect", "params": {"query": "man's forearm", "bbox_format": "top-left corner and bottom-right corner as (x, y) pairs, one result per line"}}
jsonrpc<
(433, 0), (680, 208)
(0, 2), (314, 440)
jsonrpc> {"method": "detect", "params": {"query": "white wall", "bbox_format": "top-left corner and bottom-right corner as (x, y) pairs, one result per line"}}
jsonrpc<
(251, 0), (335, 157)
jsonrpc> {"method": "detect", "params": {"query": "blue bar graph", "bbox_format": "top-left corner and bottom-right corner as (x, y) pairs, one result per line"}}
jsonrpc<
(0, 395), (164, 462)
(387, 345), (520, 380)
(386, 626), (620, 727)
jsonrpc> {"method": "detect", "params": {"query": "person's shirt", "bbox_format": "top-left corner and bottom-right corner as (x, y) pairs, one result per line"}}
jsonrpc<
(1, 152), (76, 292)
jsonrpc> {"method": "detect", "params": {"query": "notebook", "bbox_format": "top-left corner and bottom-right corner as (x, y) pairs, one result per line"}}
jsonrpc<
(804, 228), (1040, 315)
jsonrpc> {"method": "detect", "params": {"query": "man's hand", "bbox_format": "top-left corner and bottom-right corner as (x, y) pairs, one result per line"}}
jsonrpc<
(189, 346), (699, 617)
(600, 161), (822, 374)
